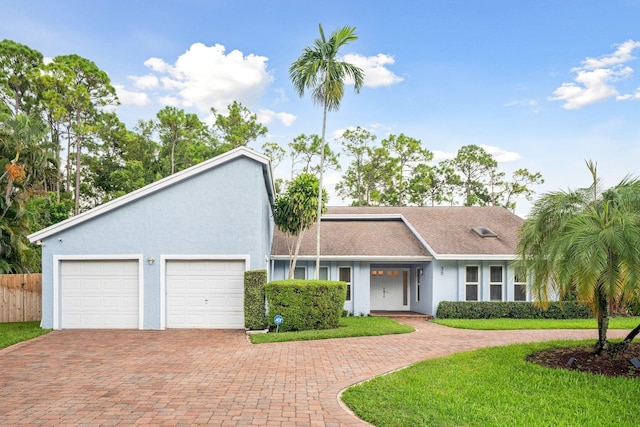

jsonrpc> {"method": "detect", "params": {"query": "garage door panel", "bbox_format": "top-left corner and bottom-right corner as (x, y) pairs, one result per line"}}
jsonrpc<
(61, 260), (139, 329)
(166, 260), (245, 329)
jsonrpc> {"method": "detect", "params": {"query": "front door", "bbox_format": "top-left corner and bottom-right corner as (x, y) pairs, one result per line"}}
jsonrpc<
(370, 268), (409, 311)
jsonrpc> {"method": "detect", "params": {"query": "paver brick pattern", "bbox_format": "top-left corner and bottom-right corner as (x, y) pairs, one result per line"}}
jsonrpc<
(0, 319), (627, 426)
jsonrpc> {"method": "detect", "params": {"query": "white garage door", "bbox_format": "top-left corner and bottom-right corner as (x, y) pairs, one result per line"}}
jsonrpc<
(61, 260), (140, 329)
(166, 260), (245, 328)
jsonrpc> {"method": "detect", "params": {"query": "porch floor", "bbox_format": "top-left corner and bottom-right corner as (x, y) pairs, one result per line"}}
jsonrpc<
(370, 310), (434, 320)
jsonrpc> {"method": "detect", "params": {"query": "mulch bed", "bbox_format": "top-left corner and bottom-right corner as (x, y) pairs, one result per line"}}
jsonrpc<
(527, 342), (640, 378)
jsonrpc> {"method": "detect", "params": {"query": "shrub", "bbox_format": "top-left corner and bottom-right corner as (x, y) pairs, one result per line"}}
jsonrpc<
(265, 280), (347, 332)
(436, 301), (593, 319)
(244, 270), (267, 330)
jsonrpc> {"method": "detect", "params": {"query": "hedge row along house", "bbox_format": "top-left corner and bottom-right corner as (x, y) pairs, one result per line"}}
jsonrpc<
(29, 147), (528, 330)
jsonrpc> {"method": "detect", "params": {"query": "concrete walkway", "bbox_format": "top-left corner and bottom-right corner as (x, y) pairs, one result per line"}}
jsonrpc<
(0, 319), (627, 426)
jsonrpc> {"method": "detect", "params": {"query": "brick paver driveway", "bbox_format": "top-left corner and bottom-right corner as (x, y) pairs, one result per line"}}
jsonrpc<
(0, 318), (627, 426)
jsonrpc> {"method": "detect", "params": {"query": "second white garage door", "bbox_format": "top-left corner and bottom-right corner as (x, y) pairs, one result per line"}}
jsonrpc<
(165, 260), (245, 328)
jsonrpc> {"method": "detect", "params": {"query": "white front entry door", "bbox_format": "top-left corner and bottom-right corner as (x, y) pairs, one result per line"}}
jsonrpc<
(370, 268), (409, 311)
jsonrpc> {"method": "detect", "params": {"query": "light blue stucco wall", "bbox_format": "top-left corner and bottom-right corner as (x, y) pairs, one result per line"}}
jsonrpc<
(38, 157), (273, 329)
(272, 257), (525, 317)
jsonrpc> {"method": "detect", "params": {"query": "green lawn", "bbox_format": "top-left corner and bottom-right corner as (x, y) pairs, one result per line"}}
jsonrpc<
(433, 316), (640, 330)
(342, 340), (638, 427)
(248, 316), (414, 344)
(0, 321), (51, 350)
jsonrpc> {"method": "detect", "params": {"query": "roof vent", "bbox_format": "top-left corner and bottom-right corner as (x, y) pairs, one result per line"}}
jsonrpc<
(472, 226), (497, 238)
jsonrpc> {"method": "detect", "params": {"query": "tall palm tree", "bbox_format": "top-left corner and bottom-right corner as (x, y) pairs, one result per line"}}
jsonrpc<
(516, 161), (640, 354)
(289, 23), (364, 278)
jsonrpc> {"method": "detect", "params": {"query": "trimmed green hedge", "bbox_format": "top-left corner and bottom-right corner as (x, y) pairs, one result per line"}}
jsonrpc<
(265, 280), (347, 332)
(436, 301), (593, 319)
(244, 270), (267, 330)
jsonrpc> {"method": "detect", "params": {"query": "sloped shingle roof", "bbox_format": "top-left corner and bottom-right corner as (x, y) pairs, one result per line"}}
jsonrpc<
(271, 218), (431, 259)
(271, 206), (524, 259)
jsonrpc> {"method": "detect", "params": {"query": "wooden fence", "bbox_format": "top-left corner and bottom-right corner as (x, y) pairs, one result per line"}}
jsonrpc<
(0, 274), (42, 323)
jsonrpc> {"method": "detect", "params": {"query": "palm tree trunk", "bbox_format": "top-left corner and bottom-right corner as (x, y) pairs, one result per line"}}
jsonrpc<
(314, 102), (327, 280)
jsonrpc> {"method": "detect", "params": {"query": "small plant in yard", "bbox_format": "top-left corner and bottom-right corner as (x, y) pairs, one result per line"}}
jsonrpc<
(0, 321), (51, 349)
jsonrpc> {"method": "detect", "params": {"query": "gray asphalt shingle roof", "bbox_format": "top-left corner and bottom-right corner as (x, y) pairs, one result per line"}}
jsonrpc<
(271, 206), (524, 258)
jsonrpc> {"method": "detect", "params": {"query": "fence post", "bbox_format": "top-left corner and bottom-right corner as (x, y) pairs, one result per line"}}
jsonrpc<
(22, 273), (26, 322)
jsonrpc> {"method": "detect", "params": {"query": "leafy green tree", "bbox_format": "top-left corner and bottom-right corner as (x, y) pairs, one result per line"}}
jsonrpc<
(516, 161), (640, 355)
(156, 106), (211, 176)
(379, 133), (433, 206)
(261, 142), (286, 170)
(274, 174), (327, 279)
(451, 144), (497, 206)
(211, 101), (267, 154)
(335, 126), (377, 205)
(409, 161), (460, 206)
(0, 39), (44, 116)
(290, 23), (364, 278)
(0, 113), (55, 272)
(497, 168), (544, 211)
(288, 133), (339, 177)
(42, 54), (118, 214)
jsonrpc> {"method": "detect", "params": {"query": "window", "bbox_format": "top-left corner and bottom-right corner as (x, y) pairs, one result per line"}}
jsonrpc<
(319, 266), (329, 281)
(465, 266), (479, 301)
(490, 266), (503, 301)
(339, 267), (352, 301)
(514, 267), (527, 302)
(293, 266), (306, 280)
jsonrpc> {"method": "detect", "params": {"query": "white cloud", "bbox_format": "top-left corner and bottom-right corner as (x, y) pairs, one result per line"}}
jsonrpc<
(157, 95), (181, 107)
(130, 74), (159, 90)
(504, 98), (541, 113)
(432, 150), (455, 162)
(342, 53), (404, 87)
(131, 42), (274, 112)
(480, 144), (521, 162)
(618, 87), (640, 101)
(580, 40), (640, 70)
(272, 88), (288, 105)
(550, 40), (640, 109)
(114, 84), (150, 107)
(144, 57), (170, 73)
(257, 109), (297, 127)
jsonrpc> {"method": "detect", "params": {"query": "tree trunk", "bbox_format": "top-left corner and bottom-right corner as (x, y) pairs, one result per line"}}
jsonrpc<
(314, 102), (327, 280)
(289, 229), (306, 279)
(74, 125), (81, 215)
(593, 287), (610, 355)
(609, 322), (640, 356)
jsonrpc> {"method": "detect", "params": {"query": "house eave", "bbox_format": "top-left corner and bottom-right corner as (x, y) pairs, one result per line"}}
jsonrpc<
(434, 254), (519, 261)
(271, 255), (433, 262)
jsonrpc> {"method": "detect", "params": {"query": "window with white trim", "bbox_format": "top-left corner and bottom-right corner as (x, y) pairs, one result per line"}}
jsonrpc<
(465, 266), (479, 301)
(514, 267), (527, 301)
(339, 267), (351, 301)
(293, 266), (306, 280)
(490, 266), (503, 301)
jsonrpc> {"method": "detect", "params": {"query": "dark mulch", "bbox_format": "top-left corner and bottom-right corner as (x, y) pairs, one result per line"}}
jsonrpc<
(527, 343), (640, 378)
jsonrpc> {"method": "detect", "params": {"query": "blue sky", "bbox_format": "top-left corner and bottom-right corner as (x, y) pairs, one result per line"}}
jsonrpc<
(3, 0), (640, 216)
